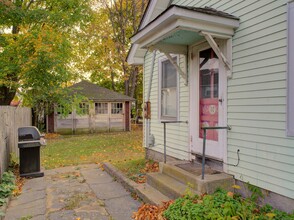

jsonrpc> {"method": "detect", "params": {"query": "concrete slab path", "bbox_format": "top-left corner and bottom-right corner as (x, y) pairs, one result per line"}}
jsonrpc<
(4, 164), (141, 220)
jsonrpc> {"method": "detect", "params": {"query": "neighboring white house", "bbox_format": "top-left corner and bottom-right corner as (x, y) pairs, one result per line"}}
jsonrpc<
(47, 81), (135, 134)
(128, 0), (294, 212)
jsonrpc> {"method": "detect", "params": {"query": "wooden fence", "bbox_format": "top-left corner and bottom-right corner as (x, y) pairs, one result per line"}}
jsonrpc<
(0, 106), (31, 178)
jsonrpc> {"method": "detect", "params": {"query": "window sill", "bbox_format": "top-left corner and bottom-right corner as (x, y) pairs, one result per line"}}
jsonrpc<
(160, 116), (177, 122)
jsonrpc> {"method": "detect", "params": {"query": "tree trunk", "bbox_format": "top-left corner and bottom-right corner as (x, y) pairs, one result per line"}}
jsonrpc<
(130, 66), (138, 98)
(111, 71), (116, 91)
(0, 86), (16, 106)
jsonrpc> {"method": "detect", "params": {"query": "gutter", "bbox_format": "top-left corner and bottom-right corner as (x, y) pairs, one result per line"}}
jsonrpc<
(146, 50), (157, 147)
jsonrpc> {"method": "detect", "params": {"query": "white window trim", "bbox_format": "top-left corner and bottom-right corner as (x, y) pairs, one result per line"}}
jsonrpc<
(158, 54), (180, 121)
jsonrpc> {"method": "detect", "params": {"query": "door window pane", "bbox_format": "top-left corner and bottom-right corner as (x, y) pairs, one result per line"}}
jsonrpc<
(213, 71), (219, 98)
(199, 48), (219, 141)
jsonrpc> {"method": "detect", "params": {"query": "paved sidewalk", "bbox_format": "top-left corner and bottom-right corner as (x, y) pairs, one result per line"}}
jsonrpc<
(4, 164), (141, 220)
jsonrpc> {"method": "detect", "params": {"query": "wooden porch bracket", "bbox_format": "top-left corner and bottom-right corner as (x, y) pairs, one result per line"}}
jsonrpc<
(149, 45), (188, 86)
(201, 31), (232, 78)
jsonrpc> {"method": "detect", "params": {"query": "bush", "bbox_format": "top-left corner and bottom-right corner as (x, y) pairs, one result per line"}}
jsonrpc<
(163, 189), (294, 220)
(0, 171), (16, 206)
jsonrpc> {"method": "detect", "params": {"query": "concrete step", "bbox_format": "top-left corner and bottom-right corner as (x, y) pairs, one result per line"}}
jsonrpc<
(194, 172), (235, 194)
(160, 162), (235, 194)
(147, 172), (200, 200)
(160, 163), (199, 190)
(135, 183), (170, 206)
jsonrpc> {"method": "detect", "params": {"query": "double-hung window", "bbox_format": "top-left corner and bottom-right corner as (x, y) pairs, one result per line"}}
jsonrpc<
(288, 1), (294, 136)
(160, 57), (178, 120)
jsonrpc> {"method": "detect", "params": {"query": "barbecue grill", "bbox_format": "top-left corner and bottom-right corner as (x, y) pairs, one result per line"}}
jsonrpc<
(18, 126), (46, 177)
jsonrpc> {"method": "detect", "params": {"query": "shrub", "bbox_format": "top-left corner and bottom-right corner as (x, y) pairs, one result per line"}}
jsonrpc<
(0, 171), (16, 206)
(163, 189), (294, 220)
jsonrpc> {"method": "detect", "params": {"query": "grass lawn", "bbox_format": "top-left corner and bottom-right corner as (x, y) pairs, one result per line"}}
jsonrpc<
(41, 129), (145, 170)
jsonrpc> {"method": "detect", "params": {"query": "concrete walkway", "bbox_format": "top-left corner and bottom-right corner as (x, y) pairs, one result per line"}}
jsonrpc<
(4, 164), (141, 220)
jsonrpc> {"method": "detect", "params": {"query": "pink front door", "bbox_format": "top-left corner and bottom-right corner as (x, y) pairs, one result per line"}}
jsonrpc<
(199, 48), (219, 141)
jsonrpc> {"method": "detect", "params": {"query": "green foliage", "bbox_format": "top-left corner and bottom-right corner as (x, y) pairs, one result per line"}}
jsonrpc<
(0, 171), (16, 206)
(163, 189), (294, 220)
(114, 158), (146, 180)
(0, 0), (92, 105)
(9, 153), (19, 170)
(184, 182), (196, 198)
(19, 216), (33, 220)
(246, 181), (264, 202)
(75, 0), (147, 110)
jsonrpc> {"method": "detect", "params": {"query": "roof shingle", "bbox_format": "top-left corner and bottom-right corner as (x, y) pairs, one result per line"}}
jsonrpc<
(69, 80), (135, 102)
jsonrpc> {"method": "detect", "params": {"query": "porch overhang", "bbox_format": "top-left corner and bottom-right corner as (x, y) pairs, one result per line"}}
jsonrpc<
(128, 5), (240, 72)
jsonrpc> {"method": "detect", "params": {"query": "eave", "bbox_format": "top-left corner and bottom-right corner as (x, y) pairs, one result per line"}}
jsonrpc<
(127, 5), (240, 65)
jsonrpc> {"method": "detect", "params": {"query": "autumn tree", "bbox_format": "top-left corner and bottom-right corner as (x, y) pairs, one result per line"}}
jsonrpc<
(101, 0), (147, 99)
(78, 0), (147, 101)
(0, 0), (92, 106)
(74, 7), (123, 92)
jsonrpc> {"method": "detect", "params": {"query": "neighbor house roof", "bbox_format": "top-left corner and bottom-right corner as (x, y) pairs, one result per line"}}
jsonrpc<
(69, 80), (135, 102)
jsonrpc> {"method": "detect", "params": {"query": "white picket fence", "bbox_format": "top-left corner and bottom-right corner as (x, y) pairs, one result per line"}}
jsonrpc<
(0, 106), (31, 178)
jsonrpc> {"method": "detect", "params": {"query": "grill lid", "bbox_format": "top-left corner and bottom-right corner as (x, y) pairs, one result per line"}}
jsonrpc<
(18, 126), (41, 142)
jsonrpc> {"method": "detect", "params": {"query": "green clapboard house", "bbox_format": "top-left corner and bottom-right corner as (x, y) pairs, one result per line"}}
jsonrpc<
(127, 0), (294, 212)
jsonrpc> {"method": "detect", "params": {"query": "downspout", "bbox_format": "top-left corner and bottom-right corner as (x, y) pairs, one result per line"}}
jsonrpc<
(146, 50), (157, 147)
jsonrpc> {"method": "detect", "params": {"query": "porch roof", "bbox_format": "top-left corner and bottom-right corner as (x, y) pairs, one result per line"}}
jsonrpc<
(127, 5), (239, 65)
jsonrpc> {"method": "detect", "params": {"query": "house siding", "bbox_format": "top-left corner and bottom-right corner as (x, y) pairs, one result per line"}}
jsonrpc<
(143, 51), (190, 160)
(171, 0), (294, 199)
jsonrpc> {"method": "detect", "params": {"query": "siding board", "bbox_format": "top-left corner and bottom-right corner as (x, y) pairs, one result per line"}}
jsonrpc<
(233, 47), (286, 66)
(228, 105), (285, 113)
(233, 23), (287, 46)
(232, 64), (286, 79)
(228, 113), (285, 122)
(232, 56), (286, 72)
(228, 0), (280, 23)
(234, 39), (286, 60)
(228, 118), (285, 130)
(228, 141), (294, 157)
(145, 50), (190, 160)
(228, 132), (294, 149)
(154, 0), (294, 201)
(228, 97), (285, 106)
(228, 126), (287, 139)
(233, 31), (287, 53)
(228, 72), (286, 87)
(228, 89), (285, 100)
(228, 80), (285, 93)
